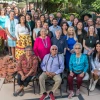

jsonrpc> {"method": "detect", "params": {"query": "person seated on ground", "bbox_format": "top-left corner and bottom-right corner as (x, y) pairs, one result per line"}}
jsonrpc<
(89, 42), (100, 91)
(13, 46), (38, 96)
(67, 43), (88, 99)
(39, 45), (64, 100)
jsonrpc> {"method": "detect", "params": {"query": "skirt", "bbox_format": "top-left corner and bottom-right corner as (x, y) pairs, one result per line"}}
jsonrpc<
(15, 34), (32, 60)
(0, 30), (7, 40)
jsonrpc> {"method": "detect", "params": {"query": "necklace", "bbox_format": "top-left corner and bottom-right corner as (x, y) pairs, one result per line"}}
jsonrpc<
(42, 38), (48, 48)
(89, 36), (93, 44)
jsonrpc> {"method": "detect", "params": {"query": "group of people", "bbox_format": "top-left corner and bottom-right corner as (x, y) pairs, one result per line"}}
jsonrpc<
(0, 2), (100, 100)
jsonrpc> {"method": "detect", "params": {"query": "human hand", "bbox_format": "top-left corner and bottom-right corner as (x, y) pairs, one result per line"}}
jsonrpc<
(70, 49), (74, 53)
(93, 70), (99, 75)
(50, 72), (56, 77)
(38, 56), (41, 62)
(21, 75), (26, 81)
(79, 72), (84, 77)
(70, 72), (74, 77)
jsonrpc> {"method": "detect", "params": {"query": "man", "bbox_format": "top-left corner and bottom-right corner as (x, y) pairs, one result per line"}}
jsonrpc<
(67, 14), (75, 26)
(51, 30), (67, 56)
(49, 18), (61, 37)
(56, 12), (62, 26)
(39, 45), (64, 100)
(13, 46), (38, 96)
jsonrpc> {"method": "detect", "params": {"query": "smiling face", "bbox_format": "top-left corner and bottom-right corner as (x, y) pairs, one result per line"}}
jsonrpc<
(50, 46), (58, 56)
(40, 28), (47, 37)
(25, 48), (32, 56)
(96, 43), (100, 53)
(74, 44), (82, 54)
(0, 9), (5, 16)
(20, 16), (25, 23)
(89, 26), (95, 34)
(77, 22), (83, 30)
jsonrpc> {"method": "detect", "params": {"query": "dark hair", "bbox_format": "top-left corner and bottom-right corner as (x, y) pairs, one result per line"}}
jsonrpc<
(26, 13), (32, 19)
(93, 42), (100, 62)
(52, 18), (57, 21)
(25, 45), (32, 51)
(61, 22), (69, 29)
(19, 14), (30, 32)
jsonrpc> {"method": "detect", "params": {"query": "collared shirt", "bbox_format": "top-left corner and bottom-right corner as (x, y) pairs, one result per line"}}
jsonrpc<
(51, 36), (67, 53)
(49, 25), (61, 37)
(41, 54), (64, 74)
(17, 54), (38, 76)
(67, 21), (73, 26)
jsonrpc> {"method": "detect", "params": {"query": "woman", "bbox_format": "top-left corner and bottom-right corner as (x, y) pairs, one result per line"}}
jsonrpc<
(89, 42), (100, 91)
(95, 18), (100, 40)
(83, 25), (99, 56)
(13, 46), (38, 96)
(33, 20), (41, 41)
(34, 12), (39, 22)
(68, 43), (88, 99)
(5, 10), (18, 60)
(40, 14), (45, 26)
(14, 7), (20, 21)
(15, 15), (32, 60)
(34, 28), (51, 61)
(72, 18), (79, 30)
(0, 8), (8, 52)
(76, 21), (87, 45)
(61, 22), (69, 36)
(65, 26), (77, 68)
(48, 14), (54, 27)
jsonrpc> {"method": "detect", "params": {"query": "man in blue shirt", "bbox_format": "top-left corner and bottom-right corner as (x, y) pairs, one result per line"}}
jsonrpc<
(39, 45), (64, 100)
(49, 18), (61, 37)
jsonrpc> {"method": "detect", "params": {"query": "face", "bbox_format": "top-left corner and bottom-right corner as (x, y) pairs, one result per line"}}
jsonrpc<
(1, 9), (5, 15)
(77, 22), (83, 30)
(96, 18), (100, 25)
(40, 29), (47, 37)
(31, 10), (35, 15)
(25, 48), (32, 56)
(29, 4), (34, 10)
(34, 12), (38, 18)
(68, 27), (74, 36)
(57, 12), (61, 18)
(84, 15), (89, 22)
(89, 26), (95, 33)
(88, 20), (93, 26)
(74, 45), (81, 54)
(14, 7), (18, 14)
(6, 6), (11, 12)
(74, 18), (78, 25)
(51, 46), (58, 55)
(43, 23), (48, 29)
(52, 20), (58, 26)
(36, 20), (41, 27)
(26, 14), (30, 21)
(20, 16), (25, 23)
(45, 14), (48, 19)
(96, 44), (100, 53)
(49, 16), (54, 21)
(9, 12), (15, 19)
(40, 16), (45, 22)
(70, 15), (75, 21)
(55, 31), (61, 37)
(62, 23), (68, 30)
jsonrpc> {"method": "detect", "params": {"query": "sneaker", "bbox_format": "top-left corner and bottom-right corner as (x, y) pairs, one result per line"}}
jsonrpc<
(68, 91), (74, 99)
(49, 91), (55, 100)
(40, 92), (48, 100)
(76, 89), (80, 95)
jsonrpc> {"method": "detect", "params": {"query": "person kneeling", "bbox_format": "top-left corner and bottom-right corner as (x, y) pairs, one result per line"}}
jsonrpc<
(39, 45), (64, 100)
(68, 43), (88, 99)
(13, 46), (38, 96)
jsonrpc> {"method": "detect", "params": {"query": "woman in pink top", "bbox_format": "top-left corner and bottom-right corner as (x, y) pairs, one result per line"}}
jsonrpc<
(33, 28), (51, 61)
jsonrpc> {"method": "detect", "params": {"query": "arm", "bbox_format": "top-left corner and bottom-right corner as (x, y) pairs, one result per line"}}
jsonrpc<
(33, 30), (36, 41)
(55, 55), (64, 74)
(69, 54), (73, 72)
(83, 55), (89, 73)
(15, 24), (20, 40)
(91, 57), (96, 70)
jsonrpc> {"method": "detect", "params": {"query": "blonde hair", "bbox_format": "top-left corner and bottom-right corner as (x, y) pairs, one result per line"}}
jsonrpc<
(67, 26), (77, 41)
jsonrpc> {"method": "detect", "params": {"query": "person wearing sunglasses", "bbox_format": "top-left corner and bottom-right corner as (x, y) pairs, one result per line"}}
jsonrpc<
(39, 45), (64, 100)
(13, 46), (38, 96)
(67, 43), (88, 99)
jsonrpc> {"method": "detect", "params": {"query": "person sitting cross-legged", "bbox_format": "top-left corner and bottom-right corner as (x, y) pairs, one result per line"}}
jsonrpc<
(39, 45), (64, 100)
(13, 46), (38, 96)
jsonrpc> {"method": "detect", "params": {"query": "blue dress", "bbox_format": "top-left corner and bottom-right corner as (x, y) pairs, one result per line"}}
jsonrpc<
(65, 37), (76, 68)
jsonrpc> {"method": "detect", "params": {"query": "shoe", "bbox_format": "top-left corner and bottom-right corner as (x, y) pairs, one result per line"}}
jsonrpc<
(90, 79), (98, 91)
(49, 91), (55, 100)
(76, 89), (80, 95)
(89, 79), (93, 90)
(40, 92), (48, 100)
(13, 90), (21, 96)
(19, 89), (24, 96)
(68, 91), (74, 99)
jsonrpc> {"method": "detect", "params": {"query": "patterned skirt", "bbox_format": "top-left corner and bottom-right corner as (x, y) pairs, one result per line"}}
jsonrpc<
(15, 34), (32, 60)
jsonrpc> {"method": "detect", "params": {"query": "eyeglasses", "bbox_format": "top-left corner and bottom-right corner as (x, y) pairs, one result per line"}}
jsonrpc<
(75, 48), (81, 49)
(52, 49), (57, 50)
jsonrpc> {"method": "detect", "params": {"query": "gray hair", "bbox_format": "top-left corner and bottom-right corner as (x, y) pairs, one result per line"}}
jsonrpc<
(50, 45), (58, 51)
(49, 14), (54, 18)
(25, 45), (32, 51)
(73, 43), (82, 50)
(55, 29), (62, 34)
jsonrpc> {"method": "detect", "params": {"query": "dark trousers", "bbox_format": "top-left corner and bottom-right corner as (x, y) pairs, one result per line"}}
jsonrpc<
(68, 73), (84, 90)
(17, 74), (33, 87)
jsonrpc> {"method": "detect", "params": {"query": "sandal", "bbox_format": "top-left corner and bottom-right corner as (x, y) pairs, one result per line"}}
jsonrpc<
(13, 89), (22, 96)
(19, 89), (24, 96)
(68, 91), (74, 99)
